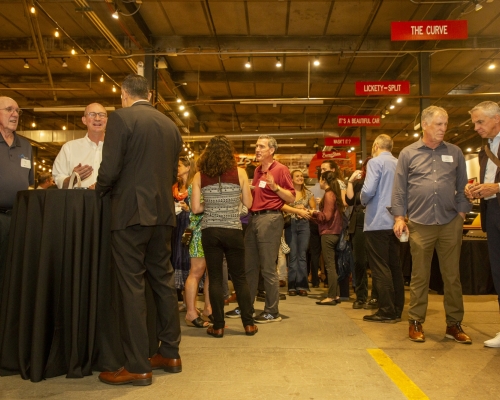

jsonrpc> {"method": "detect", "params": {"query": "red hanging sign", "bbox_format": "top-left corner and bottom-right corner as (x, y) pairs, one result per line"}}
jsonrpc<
(324, 137), (360, 147)
(355, 81), (410, 96)
(391, 20), (468, 41)
(338, 115), (381, 127)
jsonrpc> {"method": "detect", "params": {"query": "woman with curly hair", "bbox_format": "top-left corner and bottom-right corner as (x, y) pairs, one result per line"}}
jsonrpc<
(309, 170), (345, 305)
(191, 135), (256, 338)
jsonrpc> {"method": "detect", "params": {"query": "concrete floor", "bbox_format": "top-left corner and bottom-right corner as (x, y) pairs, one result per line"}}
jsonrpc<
(1, 284), (499, 400)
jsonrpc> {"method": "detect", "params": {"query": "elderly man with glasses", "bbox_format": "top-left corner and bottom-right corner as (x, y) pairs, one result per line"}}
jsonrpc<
(53, 103), (108, 188)
(0, 96), (34, 292)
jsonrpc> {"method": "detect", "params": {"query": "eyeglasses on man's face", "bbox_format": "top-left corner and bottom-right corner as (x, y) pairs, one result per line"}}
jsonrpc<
(0, 107), (23, 116)
(86, 112), (107, 119)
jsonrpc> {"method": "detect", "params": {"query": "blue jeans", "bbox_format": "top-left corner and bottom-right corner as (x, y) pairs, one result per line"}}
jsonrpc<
(285, 218), (310, 291)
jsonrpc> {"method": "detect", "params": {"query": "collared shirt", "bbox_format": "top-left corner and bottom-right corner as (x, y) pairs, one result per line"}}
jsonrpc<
(484, 132), (500, 200)
(251, 160), (295, 212)
(360, 151), (397, 231)
(392, 139), (471, 225)
(0, 132), (34, 209)
(52, 134), (103, 188)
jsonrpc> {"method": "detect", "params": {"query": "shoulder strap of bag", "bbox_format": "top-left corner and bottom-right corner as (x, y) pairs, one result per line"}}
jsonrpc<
(68, 171), (81, 189)
(485, 145), (500, 169)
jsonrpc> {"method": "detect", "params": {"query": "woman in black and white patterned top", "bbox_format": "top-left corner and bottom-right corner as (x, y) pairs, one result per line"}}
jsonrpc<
(191, 135), (256, 338)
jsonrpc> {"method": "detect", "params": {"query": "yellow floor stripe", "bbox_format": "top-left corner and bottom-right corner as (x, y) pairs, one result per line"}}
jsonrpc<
(367, 349), (429, 400)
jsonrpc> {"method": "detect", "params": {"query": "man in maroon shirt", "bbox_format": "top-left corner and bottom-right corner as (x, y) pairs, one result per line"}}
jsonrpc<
(226, 135), (295, 323)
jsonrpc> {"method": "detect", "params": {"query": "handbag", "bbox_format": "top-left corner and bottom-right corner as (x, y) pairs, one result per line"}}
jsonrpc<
(280, 236), (290, 254)
(181, 228), (193, 246)
(68, 171), (83, 189)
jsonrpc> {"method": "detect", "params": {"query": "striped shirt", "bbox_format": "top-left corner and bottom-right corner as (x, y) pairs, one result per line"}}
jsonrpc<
(200, 168), (242, 230)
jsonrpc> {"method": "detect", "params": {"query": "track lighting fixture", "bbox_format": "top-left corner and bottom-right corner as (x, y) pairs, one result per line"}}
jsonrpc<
(313, 56), (320, 66)
(30, 5), (35, 14)
(54, 28), (59, 38)
(112, 10), (119, 19)
(62, 59), (68, 67)
(24, 59), (29, 69)
(86, 59), (91, 69)
(245, 57), (251, 68)
(112, 85), (116, 93)
(71, 48), (76, 55)
(100, 75), (104, 82)
(276, 57), (282, 67)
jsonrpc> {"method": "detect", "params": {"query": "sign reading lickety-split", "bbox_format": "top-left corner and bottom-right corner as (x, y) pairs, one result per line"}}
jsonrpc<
(355, 81), (410, 96)
(324, 137), (360, 147)
(391, 20), (468, 41)
(338, 115), (381, 127)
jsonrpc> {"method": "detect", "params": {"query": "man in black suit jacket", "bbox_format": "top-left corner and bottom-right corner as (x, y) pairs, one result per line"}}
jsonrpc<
(96, 74), (183, 385)
(466, 101), (500, 348)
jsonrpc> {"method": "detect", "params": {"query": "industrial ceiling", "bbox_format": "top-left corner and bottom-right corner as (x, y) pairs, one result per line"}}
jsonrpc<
(1, 0), (500, 162)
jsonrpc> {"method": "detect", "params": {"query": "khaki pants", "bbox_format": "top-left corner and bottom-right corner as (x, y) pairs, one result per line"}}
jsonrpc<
(407, 214), (464, 324)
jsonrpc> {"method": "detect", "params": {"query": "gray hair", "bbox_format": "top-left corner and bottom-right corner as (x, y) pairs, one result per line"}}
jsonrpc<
(421, 106), (447, 126)
(258, 135), (278, 151)
(374, 134), (393, 151)
(469, 101), (500, 118)
(121, 74), (149, 99)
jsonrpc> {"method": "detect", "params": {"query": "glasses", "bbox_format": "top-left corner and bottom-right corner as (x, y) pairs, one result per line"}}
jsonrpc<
(0, 107), (23, 116)
(86, 112), (107, 118)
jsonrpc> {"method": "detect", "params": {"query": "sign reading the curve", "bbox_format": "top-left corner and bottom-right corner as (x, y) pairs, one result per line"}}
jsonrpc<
(391, 20), (468, 41)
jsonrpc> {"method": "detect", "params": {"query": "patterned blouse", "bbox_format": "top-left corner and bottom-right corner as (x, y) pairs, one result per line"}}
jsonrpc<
(288, 189), (313, 219)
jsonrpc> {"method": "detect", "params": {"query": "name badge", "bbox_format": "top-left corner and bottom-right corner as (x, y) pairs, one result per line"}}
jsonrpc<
(258, 180), (267, 188)
(441, 155), (453, 163)
(21, 158), (31, 168)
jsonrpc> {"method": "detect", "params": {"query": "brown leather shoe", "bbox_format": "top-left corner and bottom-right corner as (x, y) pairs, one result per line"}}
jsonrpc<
(227, 292), (237, 303)
(279, 280), (286, 287)
(445, 322), (472, 344)
(207, 326), (224, 338)
(98, 367), (152, 386)
(149, 353), (182, 373)
(409, 320), (425, 342)
(298, 290), (308, 297)
(244, 325), (258, 336)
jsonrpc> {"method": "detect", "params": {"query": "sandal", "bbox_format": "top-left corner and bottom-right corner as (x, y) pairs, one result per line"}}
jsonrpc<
(200, 313), (214, 323)
(185, 317), (209, 328)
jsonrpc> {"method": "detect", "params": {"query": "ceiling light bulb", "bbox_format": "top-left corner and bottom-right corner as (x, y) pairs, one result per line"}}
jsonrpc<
(112, 11), (119, 19)
(112, 85), (116, 93)
(488, 63), (496, 70)
(24, 59), (29, 69)
(71, 48), (76, 55)
(100, 75), (104, 82)
(62, 59), (68, 67)
(347, 149), (352, 153)
(54, 29), (59, 38)
(396, 97), (403, 103)
(358, 160), (362, 164)
(245, 57), (251, 68)
(385, 109), (390, 114)
(176, 98), (182, 103)
(179, 105), (185, 111)
(350, 147), (355, 151)
(313, 57), (320, 66)
(86, 59), (91, 69)
(183, 111), (189, 117)
(381, 114), (386, 119)
(276, 57), (282, 67)
(42, 160), (45, 163)
(389, 104), (395, 109)
(413, 133), (419, 137)
(466, 147), (472, 152)
(31, 121), (36, 128)
(62, 125), (67, 130)
(30, 6), (35, 13)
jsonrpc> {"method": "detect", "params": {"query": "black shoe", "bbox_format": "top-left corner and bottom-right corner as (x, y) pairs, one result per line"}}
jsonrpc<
(254, 312), (282, 323)
(363, 313), (396, 323)
(363, 299), (379, 310)
(256, 291), (266, 302)
(279, 293), (286, 300)
(353, 300), (365, 309)
(225, 307), (241, 318)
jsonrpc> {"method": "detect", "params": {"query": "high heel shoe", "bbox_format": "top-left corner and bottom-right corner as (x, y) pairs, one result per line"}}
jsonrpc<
(200, 313), (214, 323)
(185, 317), (209, 328)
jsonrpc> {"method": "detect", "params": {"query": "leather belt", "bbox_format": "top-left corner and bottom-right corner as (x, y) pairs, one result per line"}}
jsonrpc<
(250, 210), (281, 216)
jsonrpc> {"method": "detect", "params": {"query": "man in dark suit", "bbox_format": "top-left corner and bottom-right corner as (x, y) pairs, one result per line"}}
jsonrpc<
(466, 101), (500, 348)
(96, 74), (183, 385)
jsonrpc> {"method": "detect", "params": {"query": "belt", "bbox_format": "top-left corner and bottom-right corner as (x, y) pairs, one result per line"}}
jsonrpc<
(0, 208), (12, 215)
(250, 210), (281, 216)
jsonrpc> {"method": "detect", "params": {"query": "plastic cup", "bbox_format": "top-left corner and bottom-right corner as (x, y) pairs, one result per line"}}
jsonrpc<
(399, 230), (409, 242)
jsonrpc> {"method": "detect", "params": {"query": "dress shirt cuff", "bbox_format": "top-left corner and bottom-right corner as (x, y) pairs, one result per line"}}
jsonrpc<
(457, 202), (472, 214)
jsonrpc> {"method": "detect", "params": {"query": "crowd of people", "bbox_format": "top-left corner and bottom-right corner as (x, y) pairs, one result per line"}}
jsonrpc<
(2, 81), (500, 386)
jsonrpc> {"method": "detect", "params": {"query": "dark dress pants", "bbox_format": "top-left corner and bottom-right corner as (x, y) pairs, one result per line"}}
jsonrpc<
(111, 224), (181, 373)
(202, 227), (254, 329)
(351, 222), (368, 302)
(308, 221), (321, 287)
(485, 199), (500, 306)
(365, 230), (404, 318)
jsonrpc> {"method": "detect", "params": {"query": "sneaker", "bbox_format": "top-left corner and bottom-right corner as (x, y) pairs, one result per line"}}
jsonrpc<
(225, 307), (241, 318)
(353, 300), (365, 309)
(484, 332), (500, 348)
(256, 291), (266, 302)
(363, 299), (379, 310)
(254, 312), (282, 323)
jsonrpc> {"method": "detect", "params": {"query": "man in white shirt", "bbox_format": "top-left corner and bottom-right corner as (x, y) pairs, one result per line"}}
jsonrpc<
(465, 101), (500, 348)
(52, 103), (107, 188)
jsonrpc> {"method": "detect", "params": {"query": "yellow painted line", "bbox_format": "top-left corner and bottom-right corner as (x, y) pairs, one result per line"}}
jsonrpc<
(367, 349), (429, 400)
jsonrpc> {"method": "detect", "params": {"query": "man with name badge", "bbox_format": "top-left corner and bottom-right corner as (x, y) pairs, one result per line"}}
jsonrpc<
(392, 105), (472, 344)
(226, 135), (294, 323)
(0, 96), (34, 292)
(465, 101), (500, 348)
(53, 103), (107, 189)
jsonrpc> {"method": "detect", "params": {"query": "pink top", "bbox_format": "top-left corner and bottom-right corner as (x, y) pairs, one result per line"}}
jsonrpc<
(311, 190), (342, 235)
(250, 160), (295, 212)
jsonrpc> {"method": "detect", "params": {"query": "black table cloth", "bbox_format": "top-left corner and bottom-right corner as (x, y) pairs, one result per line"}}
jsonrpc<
(0, 189), (157, 382)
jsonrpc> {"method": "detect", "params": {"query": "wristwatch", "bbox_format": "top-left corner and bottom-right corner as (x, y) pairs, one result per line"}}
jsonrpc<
(273, 185), (281, 193)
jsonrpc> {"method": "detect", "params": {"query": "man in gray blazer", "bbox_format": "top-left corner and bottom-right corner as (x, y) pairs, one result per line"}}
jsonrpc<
(96, 74), (183, 386)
